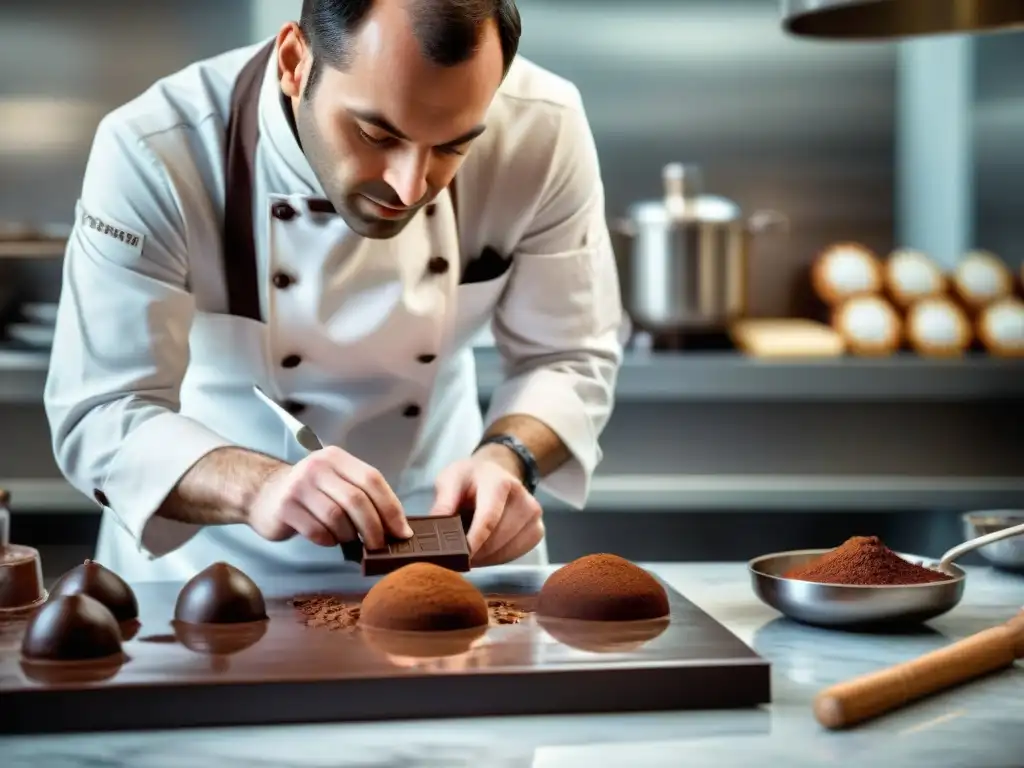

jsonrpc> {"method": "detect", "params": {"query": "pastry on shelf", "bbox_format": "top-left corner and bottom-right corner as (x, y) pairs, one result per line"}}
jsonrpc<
(905, 297), (971, 357)
(811, 242), (883, 306)
(976, 296), (1024, 358)
(952, 250), (1013, 310)
(832, 295), (902, 356)
(884, 248), (947, 308)
(730, 319), (846, 358)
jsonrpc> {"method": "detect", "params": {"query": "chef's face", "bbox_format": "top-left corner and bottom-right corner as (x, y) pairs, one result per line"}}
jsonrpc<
(277, 6), (504, 239)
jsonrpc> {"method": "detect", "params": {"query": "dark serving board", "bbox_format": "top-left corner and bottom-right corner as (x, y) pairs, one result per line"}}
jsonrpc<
(0, 567), (770, 734)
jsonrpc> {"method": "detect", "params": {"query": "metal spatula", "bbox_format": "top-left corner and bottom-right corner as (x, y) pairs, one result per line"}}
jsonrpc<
(252, 385), (324, 453)
(251, 385), (363, 564)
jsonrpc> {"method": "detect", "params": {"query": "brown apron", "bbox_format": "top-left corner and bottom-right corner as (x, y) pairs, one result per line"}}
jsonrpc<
(223, 42), (367, 562)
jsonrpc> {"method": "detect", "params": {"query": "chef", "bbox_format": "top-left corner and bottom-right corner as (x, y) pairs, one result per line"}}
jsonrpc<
(43, 0), (623, 583)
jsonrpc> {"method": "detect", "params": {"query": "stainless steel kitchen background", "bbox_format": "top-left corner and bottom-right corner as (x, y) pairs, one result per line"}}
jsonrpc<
(1, 1), (1021, 566)
(1, 0), (898, 317)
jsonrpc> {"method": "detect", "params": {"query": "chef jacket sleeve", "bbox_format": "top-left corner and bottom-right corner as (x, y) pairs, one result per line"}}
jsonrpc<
(485, 101), (625, 509)
(44, 116), (235, 558)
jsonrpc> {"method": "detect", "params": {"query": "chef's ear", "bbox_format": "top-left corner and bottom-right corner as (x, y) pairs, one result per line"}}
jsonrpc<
(276, 21), (310, 100)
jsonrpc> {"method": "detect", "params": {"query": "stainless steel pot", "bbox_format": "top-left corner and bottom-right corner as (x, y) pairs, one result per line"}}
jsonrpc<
(614, 163), (787, 332)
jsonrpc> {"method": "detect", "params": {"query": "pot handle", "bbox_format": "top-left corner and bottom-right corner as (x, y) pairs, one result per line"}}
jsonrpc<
(747, 210), (789, 234)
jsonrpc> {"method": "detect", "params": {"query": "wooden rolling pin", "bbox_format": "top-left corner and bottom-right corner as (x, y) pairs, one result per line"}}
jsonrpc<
(814, 610), (1024, 730)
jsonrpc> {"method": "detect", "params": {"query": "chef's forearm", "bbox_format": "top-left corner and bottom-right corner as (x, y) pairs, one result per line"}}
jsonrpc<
(155, 447), (285, 526)
(476, 414), (571, 481)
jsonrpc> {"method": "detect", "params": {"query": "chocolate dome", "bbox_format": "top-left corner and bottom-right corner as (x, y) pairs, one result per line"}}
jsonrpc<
(50, 559), (138, 621)
(173, 619), (268, 656)
(174, 562), (267, 625)
(360, 562), (489, 631)
(537, 554), (670, 621)
(21, 594), (123, 662)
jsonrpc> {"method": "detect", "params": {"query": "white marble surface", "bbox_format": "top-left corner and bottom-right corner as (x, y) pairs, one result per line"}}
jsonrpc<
(3, 562), (1023, 768)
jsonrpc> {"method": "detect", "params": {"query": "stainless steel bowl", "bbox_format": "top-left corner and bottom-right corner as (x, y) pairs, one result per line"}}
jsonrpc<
(748, 549), (966, 630)
(962, 511), (1024, 572)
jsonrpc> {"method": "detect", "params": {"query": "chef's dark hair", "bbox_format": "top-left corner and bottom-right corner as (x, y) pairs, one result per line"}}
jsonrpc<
(299, 0), (521, 95)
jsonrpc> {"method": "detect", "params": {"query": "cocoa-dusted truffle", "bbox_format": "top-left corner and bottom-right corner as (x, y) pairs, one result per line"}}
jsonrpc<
(174, 562), (267, 625)
(537, 554), (670, 621)
(538, 614), (669, 653)
(362, 624), (487, 661)
(360, 562), (489, 631)
(21, 594), (122, 662)
(49, 559), (138, 621)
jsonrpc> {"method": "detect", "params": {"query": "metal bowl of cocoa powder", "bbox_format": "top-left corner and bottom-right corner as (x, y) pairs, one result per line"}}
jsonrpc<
(748, 536), (965, 630)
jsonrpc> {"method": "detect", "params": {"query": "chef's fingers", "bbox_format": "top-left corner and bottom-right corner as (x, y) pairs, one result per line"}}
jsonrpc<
(473, 491), (541, 563)
(311, 473), (385, 550)
(466, 474), (514, 555)
(429, 463), (472, 518)
(277, 501), (339, 548)
(475, 517), (545, 567)
(322, 447), (411, 539)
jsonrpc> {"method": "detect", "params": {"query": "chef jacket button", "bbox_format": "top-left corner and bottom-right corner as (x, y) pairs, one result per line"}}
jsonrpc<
(427, 256), (449, 275)
(271, 201), (297, 221)
(283, 399), (306, 415)
(272, 271), (295, 289)
(93, 489), (110, 507)
(281, 354), (302, 369)
(417, 354), (436, 364)
(425, 204), (437, 218)
(402, 404), (421, 418)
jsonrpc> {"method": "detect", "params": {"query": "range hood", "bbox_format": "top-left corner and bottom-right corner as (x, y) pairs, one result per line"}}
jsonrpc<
(781, 0), (1024, 39)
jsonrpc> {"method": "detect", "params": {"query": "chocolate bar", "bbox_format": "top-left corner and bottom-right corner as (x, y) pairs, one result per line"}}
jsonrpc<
(361, 516), (470, 577)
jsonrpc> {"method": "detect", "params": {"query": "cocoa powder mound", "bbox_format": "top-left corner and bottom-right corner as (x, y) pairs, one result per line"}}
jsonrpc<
(360, 563), (490, 631)
(783, 536), (950, 586)
(291, 596), (361, 630)
(486, 599), (529, 625)
(537, 554), (670, 621)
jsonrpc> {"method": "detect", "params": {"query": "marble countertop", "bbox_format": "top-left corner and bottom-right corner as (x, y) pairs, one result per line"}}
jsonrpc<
(3, 562), (1023, 768)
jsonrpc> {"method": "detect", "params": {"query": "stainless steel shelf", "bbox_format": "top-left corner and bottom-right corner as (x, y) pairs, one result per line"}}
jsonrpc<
(476, 349), (1024, 401)
(5, 475), (1022, 515)
(0, 350), (49, 401)
(4, 348), (1024, 405)
(0, 241), (66, 259)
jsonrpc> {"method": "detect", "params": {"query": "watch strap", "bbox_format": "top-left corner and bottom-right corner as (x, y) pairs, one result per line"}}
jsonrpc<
(477, 433), (540, 494)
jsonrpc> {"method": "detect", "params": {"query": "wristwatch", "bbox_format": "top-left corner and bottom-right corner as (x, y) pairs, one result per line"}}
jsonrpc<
(477, 433), (540, 495)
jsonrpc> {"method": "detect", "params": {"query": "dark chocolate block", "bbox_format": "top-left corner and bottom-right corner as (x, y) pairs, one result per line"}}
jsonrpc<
(361, 516), (470, 577)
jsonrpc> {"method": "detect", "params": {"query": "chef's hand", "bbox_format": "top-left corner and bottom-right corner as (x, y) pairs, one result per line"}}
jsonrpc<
(246, 447), (413, 549)
(429, 445), (544, 566)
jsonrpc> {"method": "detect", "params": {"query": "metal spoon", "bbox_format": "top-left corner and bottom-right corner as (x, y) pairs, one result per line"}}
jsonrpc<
(932, 521), (1024, 572)
(252, 385), (324, 454)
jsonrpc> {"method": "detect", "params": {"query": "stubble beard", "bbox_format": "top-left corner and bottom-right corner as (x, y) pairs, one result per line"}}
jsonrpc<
(294, 97), (414, 241)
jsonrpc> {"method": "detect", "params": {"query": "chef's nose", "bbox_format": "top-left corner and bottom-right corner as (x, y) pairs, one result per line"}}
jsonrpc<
(384, 151), (429, 208)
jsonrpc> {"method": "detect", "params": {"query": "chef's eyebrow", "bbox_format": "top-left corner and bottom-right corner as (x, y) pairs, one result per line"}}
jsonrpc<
(347, 108), (486, 148)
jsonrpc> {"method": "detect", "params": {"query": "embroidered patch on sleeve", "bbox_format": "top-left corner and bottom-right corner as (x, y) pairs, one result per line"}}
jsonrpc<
(76, 200), (145, 256)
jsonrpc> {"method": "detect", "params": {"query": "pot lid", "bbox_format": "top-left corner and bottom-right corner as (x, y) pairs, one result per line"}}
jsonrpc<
(627, 164), (741, 226)
(781, 0), (1024, 39)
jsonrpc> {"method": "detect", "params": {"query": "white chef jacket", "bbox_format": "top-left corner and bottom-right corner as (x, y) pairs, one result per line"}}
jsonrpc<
(43, 39), (624, 583)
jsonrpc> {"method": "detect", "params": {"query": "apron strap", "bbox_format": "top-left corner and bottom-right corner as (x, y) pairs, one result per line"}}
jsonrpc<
(223, 41), (274, 322)
(222, 42), (364, 564)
